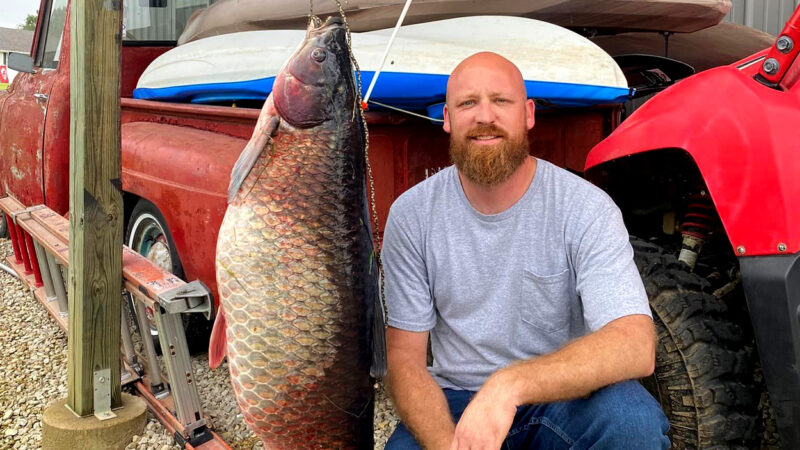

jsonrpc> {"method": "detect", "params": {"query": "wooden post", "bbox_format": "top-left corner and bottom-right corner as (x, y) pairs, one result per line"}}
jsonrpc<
(67, 0), (123, 416)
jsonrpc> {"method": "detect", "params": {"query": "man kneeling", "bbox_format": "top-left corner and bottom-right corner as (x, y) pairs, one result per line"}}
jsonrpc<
(381, 52), (670, 450)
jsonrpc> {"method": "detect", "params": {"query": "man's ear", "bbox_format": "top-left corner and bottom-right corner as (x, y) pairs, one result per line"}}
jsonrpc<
(442, 104), (451, 133)
(525, 98), (535, 130)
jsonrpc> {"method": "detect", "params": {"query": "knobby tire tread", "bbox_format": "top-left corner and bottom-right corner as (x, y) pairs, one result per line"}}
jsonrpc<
(631, 237), (757, 449)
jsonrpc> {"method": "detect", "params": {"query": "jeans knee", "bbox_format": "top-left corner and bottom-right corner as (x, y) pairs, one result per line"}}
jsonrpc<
(607, 405), (668, 443)
(384, 422), (422, 450)
(590, 381), (670, 448)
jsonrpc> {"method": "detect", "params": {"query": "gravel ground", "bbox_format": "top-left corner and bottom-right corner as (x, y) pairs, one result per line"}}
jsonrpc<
(0, 237), (399, 449)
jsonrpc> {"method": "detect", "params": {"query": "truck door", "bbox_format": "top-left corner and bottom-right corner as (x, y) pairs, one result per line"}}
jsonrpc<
(0, 0), (67, 206)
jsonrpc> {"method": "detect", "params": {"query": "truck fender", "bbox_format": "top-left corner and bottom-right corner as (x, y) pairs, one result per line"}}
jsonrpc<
(121, 121), (248, 303)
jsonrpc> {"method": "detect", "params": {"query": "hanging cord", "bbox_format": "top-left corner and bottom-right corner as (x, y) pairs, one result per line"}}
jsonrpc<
(367, 99), (444, 123)
(0, 262), (18, 279)
(361, 0), (414, 108)
(334, 0), (387, 320)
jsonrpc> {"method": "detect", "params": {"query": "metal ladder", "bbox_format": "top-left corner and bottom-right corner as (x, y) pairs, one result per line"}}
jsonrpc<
(0, 196), (228, 449)
(125, 276), (214, 446)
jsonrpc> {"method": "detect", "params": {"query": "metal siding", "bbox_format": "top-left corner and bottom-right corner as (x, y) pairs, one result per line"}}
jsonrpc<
(725, 0), (799, 35)
(750, 0), (762, 29)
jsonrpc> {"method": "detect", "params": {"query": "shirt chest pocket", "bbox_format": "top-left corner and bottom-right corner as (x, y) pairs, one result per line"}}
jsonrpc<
(520, 268), (572, 332)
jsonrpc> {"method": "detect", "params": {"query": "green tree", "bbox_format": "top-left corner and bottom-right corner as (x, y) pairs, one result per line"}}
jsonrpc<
(19, 12), (38, 31)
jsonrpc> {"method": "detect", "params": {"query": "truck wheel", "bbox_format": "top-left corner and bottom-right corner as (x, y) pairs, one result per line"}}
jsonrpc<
(632, 237), (758, 448)
(126, 199), (210, 354)
(0, 213), (7, 239)
(127, 200), (184, 278)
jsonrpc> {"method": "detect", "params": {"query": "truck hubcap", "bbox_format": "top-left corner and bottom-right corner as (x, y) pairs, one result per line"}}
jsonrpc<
(129, 214), (173, 274)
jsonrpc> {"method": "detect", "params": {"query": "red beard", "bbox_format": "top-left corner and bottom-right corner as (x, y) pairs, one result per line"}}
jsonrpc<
(449, 124), (530, 186)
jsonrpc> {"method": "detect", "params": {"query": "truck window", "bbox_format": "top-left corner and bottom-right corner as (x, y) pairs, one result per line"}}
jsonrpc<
(38, 0), (68, 69)
(124, 0), (218, 42)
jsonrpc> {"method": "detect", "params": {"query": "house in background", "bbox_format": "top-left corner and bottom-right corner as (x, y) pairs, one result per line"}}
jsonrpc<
(0, 27), (34, 88)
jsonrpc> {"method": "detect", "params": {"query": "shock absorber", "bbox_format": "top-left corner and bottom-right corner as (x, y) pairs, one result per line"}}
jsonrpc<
(678, 191), (718, 270)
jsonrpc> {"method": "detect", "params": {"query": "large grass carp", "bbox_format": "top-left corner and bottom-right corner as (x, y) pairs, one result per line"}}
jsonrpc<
(211, 15), (385, 449)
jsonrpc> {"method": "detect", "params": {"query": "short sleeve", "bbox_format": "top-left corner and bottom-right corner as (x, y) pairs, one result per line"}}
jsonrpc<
(574, 205), (652, 331)
(381, 202), (436, 332)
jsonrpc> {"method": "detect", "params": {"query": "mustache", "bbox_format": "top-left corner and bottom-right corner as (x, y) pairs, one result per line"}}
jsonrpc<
(465, 124), (508, 138)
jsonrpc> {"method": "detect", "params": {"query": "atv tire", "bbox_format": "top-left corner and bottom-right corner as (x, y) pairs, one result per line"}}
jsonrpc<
(632, 237), (758, 449)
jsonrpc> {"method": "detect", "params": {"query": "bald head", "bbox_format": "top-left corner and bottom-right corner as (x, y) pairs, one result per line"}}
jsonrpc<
(442, 51), (534, 136)
(446, 52), (527, 106)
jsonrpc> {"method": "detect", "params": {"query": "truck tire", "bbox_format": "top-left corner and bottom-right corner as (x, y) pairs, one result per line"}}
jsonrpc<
(0, 213), (7, 239)
(632, 237), (758, 449)
(125, 198), (210, 355)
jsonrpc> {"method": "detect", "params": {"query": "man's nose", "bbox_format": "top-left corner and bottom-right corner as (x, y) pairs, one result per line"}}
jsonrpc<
(474, 101), (496, 124)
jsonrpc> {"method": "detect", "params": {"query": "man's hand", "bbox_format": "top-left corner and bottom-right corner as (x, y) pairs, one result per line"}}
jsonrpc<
(450, 373), (517, 450)
(451, 314), (655, 450)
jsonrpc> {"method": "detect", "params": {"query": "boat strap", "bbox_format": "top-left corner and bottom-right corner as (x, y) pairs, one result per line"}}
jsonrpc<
(361, 0), (415, 106)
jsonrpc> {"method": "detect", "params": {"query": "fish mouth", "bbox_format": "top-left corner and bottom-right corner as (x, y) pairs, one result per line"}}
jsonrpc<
(322, 16), (344, 28)
(307, 15), (344, 35)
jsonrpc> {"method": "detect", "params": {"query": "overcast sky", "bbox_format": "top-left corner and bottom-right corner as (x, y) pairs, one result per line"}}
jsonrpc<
(0, 0), (42, 29)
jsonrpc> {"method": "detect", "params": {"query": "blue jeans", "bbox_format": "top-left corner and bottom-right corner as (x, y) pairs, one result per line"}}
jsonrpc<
(385, 380), (670, 449)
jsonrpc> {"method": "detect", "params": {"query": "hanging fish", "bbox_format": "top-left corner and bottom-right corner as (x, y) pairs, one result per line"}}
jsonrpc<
(211, 15), (386, 449)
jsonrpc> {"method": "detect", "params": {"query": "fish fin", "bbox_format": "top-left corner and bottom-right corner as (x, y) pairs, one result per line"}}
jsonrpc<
(227, 115), (280, 203)
(208, 309), (227, 370)
(362, 185), (387, 378)
(370, 282), (387, 379)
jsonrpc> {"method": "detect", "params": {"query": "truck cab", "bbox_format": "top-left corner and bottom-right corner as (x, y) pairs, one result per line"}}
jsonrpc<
(0, 0), (195, 217)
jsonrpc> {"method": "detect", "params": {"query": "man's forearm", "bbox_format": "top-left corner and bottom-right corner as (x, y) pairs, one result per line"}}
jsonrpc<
(449, 315), (656, 449)
(492, 314), (655, 407)
(387, 363), (455, 449)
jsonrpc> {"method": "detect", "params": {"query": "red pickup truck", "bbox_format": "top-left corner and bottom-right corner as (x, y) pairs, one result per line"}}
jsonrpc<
(3, 0), (794, 448)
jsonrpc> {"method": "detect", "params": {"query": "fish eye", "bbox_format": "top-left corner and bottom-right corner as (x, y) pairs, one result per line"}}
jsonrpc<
(311, 48), (326, 62)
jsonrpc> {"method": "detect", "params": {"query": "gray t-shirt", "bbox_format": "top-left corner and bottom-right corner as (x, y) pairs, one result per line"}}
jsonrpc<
(382, 159), (651, 391)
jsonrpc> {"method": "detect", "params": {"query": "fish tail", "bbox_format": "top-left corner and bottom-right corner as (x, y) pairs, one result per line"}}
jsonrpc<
(208, 310), (227, 369)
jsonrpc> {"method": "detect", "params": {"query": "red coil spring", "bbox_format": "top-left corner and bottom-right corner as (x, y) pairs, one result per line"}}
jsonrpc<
(681, 193), (718, 241)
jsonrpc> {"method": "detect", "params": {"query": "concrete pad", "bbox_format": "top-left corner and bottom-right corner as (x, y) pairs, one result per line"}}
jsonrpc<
(42, 393), (147, 450)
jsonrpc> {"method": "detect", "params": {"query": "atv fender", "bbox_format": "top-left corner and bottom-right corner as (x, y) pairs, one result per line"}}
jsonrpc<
(586, 66), (800, 257)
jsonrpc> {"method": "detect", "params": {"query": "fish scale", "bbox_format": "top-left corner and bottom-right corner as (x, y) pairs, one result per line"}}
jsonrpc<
(214, 16), (383, 448)
(217, 118), (374, 448)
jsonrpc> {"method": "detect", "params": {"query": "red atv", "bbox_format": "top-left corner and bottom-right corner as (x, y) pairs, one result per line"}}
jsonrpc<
(586, 9), (800, 449)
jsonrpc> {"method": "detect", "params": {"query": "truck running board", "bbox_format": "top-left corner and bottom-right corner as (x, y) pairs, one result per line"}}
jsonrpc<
(0, 196), (231, 450)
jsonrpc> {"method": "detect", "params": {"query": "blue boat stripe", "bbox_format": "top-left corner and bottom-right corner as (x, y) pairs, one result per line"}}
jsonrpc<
(133, 77), (276, 102)
(133, 71), (629, 109)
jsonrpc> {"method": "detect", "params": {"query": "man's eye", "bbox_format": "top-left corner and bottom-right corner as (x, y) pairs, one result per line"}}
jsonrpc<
(460, 100), (474, 107)
(495, 98), (509, 103)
